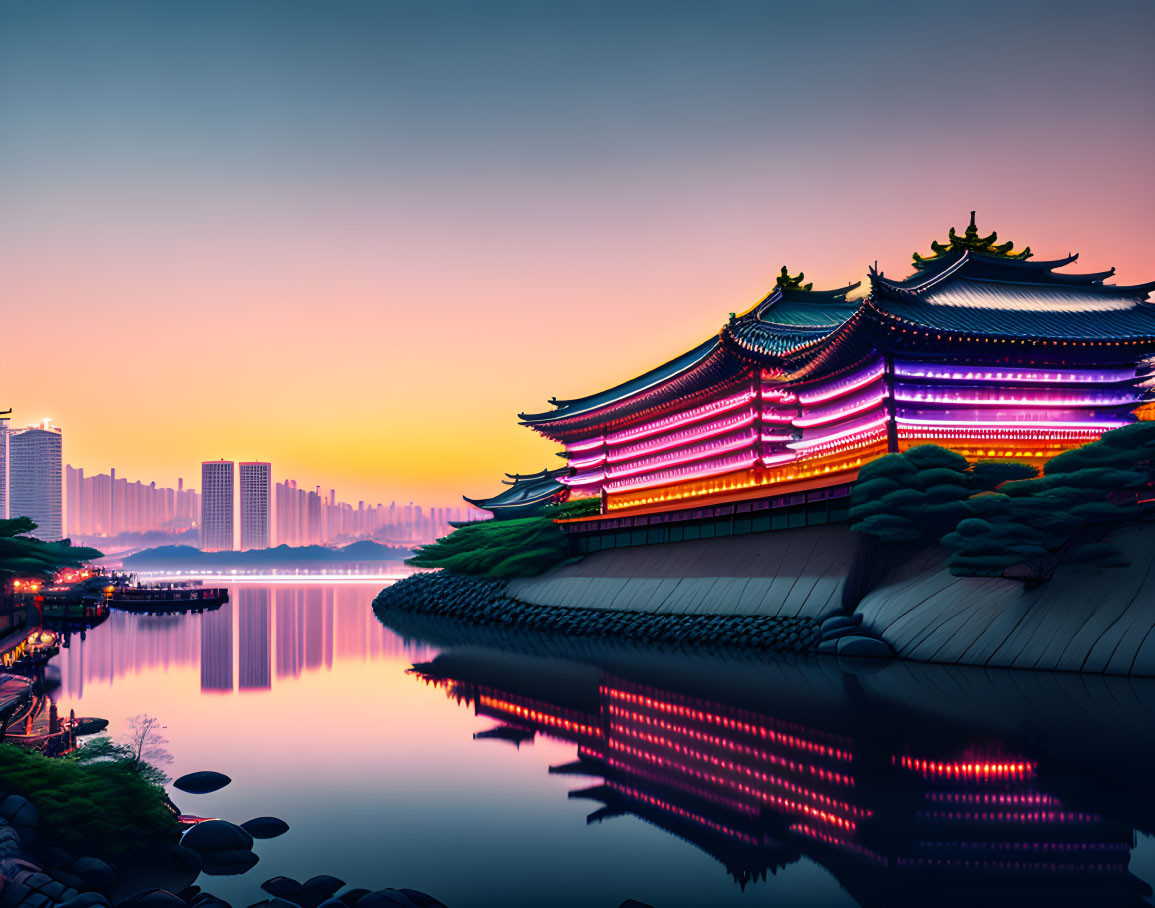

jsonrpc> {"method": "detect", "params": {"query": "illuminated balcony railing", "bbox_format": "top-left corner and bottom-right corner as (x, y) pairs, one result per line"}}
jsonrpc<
(607, 410), (757, 464)
(603, 391), (757, 446)
(893, 362), (1137, 385)
(606, 431), (757, 480)
(893, 383), (1138, 408)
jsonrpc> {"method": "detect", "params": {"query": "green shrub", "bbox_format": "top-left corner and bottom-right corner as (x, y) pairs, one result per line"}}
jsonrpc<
(0, 743), (176, 859)
(407, 499), (593, 578)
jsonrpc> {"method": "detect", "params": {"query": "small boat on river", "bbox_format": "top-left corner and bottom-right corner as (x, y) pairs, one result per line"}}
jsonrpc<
(108, 583), (229, 612)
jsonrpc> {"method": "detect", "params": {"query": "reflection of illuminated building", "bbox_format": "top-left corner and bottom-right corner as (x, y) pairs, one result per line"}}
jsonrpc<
(238, 588), (270, 691)
(416, 656), (1149, 905)
(54, 586), (429, 699)
(199, 602), (233, 692)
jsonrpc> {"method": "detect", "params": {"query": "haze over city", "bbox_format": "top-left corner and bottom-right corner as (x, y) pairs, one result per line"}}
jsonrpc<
(3, 0), (1153, 505)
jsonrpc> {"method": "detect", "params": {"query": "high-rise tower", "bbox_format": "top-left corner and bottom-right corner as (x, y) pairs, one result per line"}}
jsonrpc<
(201, 460), (234, 552)
(10, 420), (63, 540)
(239, 461), (272, 550)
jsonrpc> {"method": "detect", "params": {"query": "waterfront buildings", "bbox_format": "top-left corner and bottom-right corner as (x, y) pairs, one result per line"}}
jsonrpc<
(274, 478), (473, 546)
(9, 421), (64, 540)
(201, 460), (235, 552)
(65, 466), (199, 538)
(239, 461), (272, 550)
(517, 216), (1155, 534)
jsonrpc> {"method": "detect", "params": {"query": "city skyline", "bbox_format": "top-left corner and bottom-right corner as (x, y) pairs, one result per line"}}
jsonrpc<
(2, 1), (1152, 503)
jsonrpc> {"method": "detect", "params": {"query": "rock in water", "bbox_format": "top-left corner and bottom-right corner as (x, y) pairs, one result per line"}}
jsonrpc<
(399, 889), (447, 908)
(242, 816), (290, 839)
(181, 820), (253, 854)
(173, 771), (232, 794)
(119, 890), (188, 907)
(261, 877), (302, 899)
(199, 849), (259, 876)
(836, 635), (894, 659)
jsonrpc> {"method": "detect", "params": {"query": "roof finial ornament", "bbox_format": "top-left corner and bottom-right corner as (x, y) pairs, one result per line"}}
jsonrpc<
(913, 212), (1031, 270)
(775, 266), (813, 292)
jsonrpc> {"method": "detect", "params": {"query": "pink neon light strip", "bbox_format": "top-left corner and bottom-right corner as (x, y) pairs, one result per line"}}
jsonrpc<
(561, 470), (605, 487)
(567, 452), (606, 469)
(604, 450), (755, 493)
(893, 362), (1136, 384)
(608, 410), (756, 464)
(788, 416), (889, 450)
(760, 452), (798, 467)
(795, 363), (886, 405)
(606, 431), (756, 479)
(604, 391), (756, 446)
(565, 437), (606, 453)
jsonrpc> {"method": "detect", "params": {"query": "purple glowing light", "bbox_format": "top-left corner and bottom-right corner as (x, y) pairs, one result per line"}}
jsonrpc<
(895, 416), (1131, 430)
(893, 362), (1137, 385)
(892, 386), (1137, 408)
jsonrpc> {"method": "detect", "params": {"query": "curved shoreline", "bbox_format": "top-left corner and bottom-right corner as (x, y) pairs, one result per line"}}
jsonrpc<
(373, 570), (821, 654)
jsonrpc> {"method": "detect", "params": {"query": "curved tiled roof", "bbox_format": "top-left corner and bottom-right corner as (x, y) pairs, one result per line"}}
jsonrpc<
(464, 467), (569, 515)
(870, 249), (1155, 341)
(519, 337), (721, 424)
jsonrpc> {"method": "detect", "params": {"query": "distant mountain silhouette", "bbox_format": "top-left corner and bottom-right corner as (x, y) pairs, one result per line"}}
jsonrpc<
(123, 541), (412, 569)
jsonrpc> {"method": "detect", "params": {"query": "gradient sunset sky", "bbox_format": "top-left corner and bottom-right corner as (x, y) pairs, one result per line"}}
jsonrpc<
(2, 0), (1153, 505)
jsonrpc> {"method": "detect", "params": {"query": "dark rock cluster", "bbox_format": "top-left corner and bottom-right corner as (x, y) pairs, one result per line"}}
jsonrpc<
(374, 572), (821, 653)
(255, 876), (444, 908)
(0, 793), (120, 908)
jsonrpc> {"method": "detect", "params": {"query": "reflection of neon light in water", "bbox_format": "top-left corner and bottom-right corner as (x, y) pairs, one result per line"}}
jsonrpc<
(896, 755), (1036, 779)
(603, 685), (854, 762)
(607, 780), (760, 844)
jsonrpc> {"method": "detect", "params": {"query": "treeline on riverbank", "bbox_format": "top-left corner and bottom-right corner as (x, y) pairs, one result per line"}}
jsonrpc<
(122, 540), (411, 570)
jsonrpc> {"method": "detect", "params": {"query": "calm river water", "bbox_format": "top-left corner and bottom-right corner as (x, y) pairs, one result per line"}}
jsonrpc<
(45, 582), (1155, 907)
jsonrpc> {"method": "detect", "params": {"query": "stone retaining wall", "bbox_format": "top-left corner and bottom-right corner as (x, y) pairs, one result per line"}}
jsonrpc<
(373, 570), (821, 653)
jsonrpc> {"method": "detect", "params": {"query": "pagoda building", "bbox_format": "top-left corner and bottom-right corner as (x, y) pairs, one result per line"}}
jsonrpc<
(519, 216), (1155, 530)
